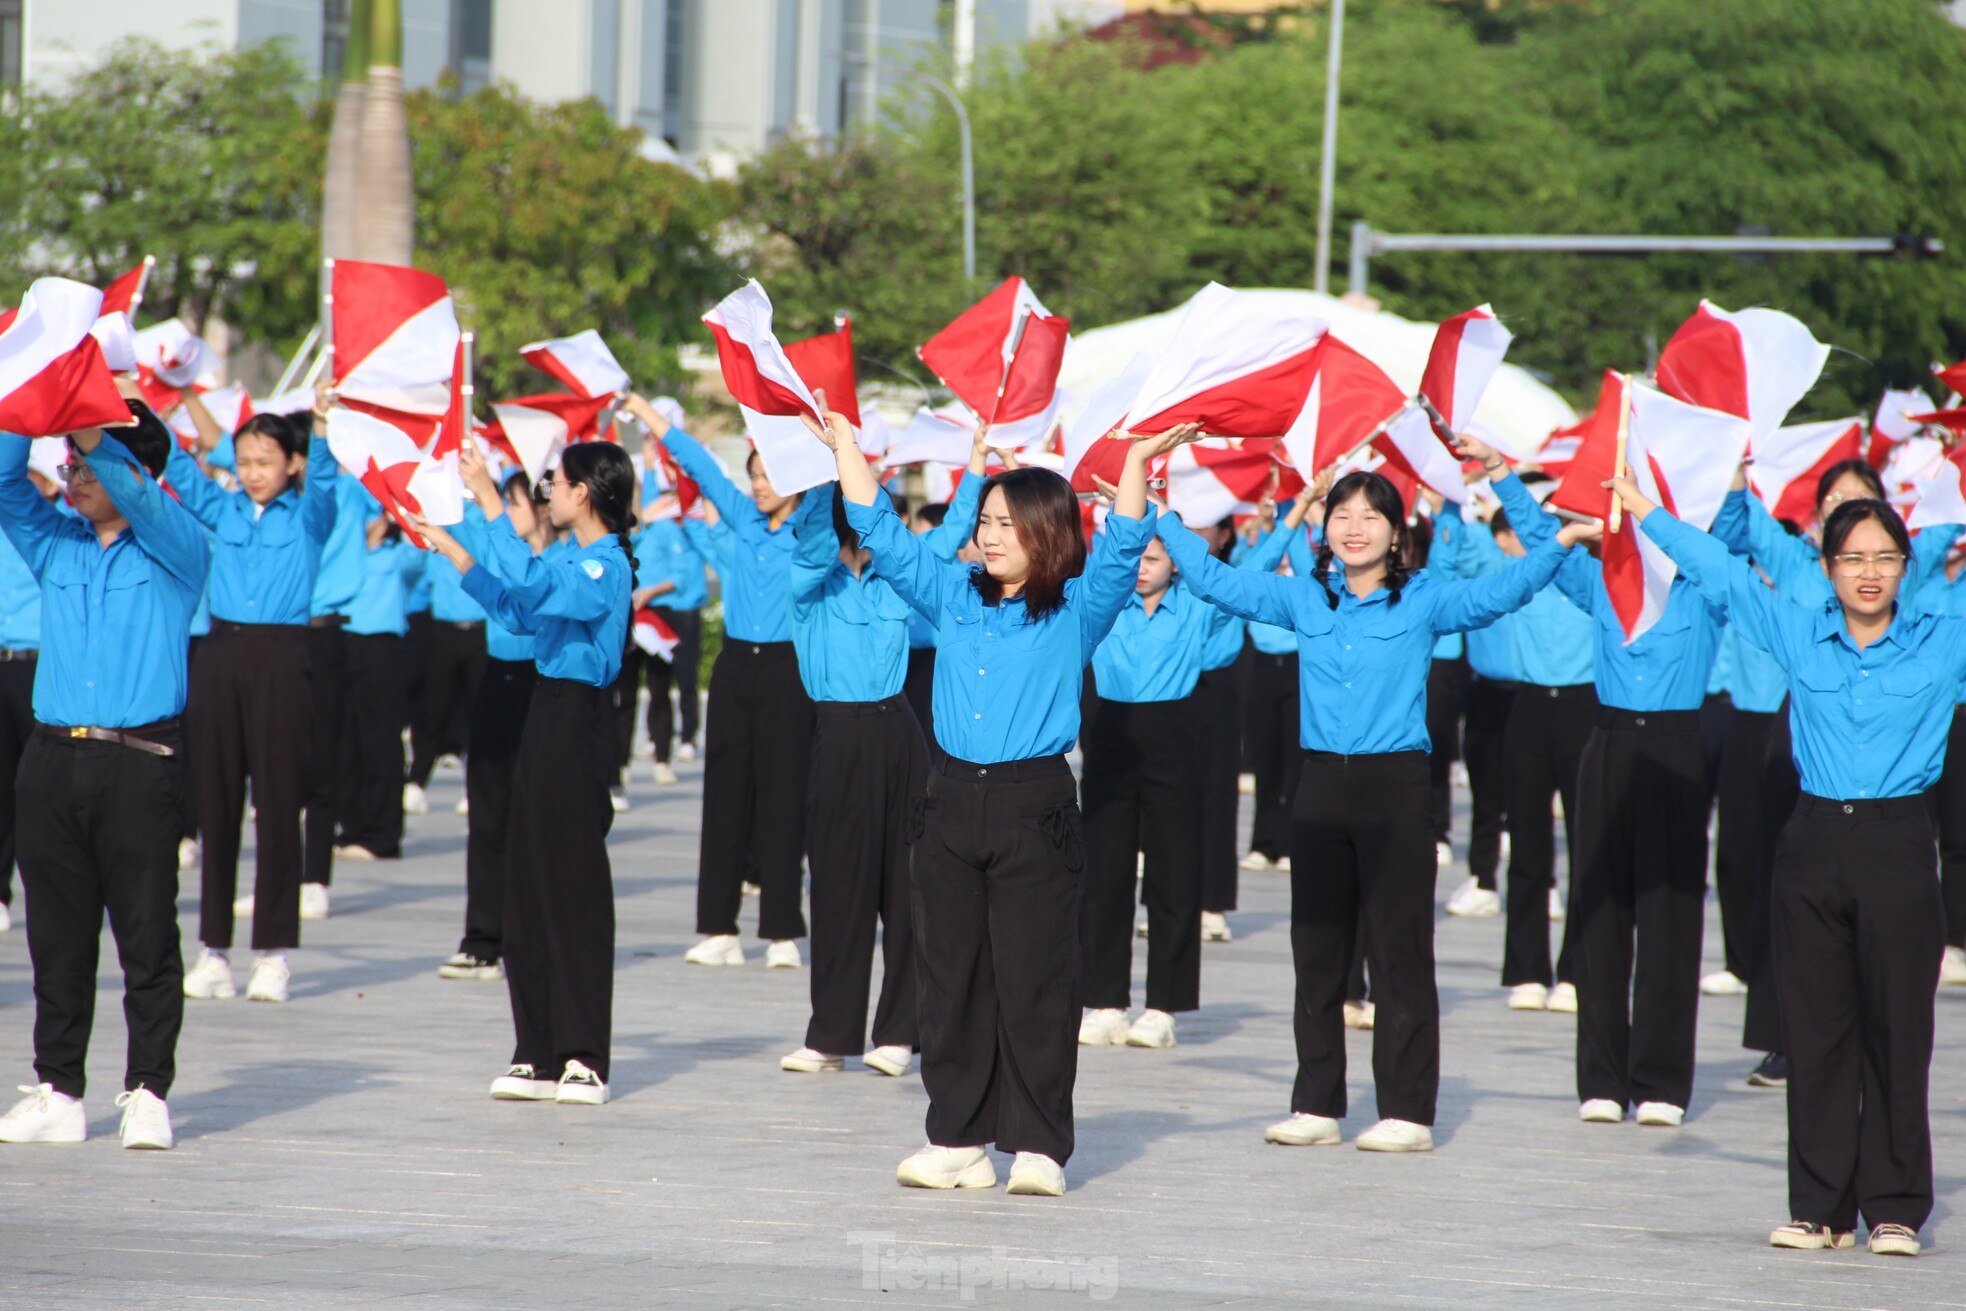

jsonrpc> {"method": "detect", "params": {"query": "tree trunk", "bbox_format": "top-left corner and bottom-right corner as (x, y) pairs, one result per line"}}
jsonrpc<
(321, 0), (371, 262)
(352, 0), (414, 266)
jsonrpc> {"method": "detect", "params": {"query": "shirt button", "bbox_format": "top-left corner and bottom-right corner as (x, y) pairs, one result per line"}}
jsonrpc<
(1862, 670), (1870, 678)
(1855, 699), (1863, 706)
(1343, 682), (1352, 689)
(978, 669), (986, 675)
(973, 713), (982, 720)
(978, 767), (988, 776)
(1344, 644), (1352, 651)
(1635, 716), (1647, 727)
(1635, 674), (1644, 682)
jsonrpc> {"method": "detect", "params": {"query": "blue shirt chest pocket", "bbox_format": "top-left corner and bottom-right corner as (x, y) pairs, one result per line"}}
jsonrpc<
(1879, 665), (1935, 704)
(1793, 664), (1844, 697)
(218, 502), (302, 550)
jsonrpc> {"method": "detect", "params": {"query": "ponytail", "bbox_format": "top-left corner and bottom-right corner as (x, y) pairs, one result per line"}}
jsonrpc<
(558, 443), (641, 601)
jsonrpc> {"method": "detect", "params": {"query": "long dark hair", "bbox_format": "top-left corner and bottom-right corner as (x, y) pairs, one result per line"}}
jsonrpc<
(969, 466), (1085, 621)
(558, 443), (640, 592)
(1814, 458), (1884, 512)
(1312, 471), (1410, 609)
(1819, 498), (1911, 564)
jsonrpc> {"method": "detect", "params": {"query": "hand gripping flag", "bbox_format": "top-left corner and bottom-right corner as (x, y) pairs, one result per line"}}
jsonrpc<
(1654, 300), (1828, 444)
(1749, 418), (1863, 524)
(88, 256), (153, 373)
(1546, 372), (1632, 523)
(329, 260), (461, 417)
(701, 280), (835, 494)
(326, 407), (466, 548)
(919, 278), (1070, 450)
(0, 278), (131, 436)
(520, 330), (630, 399)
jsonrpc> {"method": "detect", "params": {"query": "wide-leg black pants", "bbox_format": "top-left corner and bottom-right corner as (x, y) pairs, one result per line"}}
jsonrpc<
(460, 658), (534, 963)
(695, 640), (813, 941)
(1500, 683), (1595, 987)
(642, 606), (702, 761)
(409, 620), (485, 787)
(1244, 651), (1300, 863)
(301, 622), (344, 887)
(803, 696), (925, 1055)
(1927, 703), (1966, 951)
(914, 754), (1083, 1163)
(1714, 708), (1779, 982)
(1462, 675), (1515, 891)
(1774, 796), (1942, 1233)
(1193, 665), (1243, 913)
(0, 656), (33, 905)
(1425, 656), (1469, 848)
(336, 632), (408, 857)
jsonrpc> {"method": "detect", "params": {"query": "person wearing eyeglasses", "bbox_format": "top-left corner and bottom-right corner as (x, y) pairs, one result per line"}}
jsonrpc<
(0, 404), (208, 1152)
(1608, 473), (1954, 1260)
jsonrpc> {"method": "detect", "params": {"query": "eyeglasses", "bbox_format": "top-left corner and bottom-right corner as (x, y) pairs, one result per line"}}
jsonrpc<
(56, 461), (96, 485)
(1829, 551), (1906, 576)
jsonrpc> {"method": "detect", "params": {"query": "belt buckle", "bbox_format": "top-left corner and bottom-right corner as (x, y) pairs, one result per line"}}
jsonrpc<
(68, 726), (89, 739)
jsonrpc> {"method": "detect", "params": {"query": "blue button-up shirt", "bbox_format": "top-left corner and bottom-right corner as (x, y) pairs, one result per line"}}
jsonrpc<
(453, 514), (542, 663)
(1434, 516), (1521, 682)
(459, 517), (629, 687)
(845, 495), (1157, 762)
(1160, 506), (1571, 754)
(346, 538), (424, 637)
(429, 502), (488, 624)
(1203, 523), (1294, 670)
(788, 490), (913, 702)
(0, 435), (208, 727)
(167, 436), (338, 626)
(0, 521), (40, 649)
(1434, 509), (1594, 687)
(311, 477), (369, 618)
(1645, 508), (1966, 798)
(1092, 579), (1213, 703)
(909, 473), (988, 651)
(662, 428), (797, 643)
(634, 518), (709, 612)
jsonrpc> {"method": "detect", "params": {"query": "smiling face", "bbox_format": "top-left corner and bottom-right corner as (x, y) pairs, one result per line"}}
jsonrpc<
(1324, 486), (1397, 572)
(1135, 536), (1174, 597)
(1825, 515), (1904, 621)
(234, 430), (303, 506)
(975, 486), (1031, 589)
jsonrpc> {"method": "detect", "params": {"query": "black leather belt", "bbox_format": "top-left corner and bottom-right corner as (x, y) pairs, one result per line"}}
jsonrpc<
(40, 718), (180, 758)
(0, 647), (35, 663)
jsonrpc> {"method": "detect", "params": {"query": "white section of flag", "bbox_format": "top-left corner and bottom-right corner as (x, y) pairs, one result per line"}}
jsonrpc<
(1119, 283), (1324, 428)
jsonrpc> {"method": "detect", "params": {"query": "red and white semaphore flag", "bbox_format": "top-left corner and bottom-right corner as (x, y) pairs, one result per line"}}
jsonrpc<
(701, 280), (835, 494)
(919, 278), (1069, 450)
(1164, 440), (1287, 526)
(783, 319), (863, 429)
(88, 256), (153, 373)
(0, 278), (131, 436)
(520, 330), (630, 399)
(1283, 335), (1409, 477)
(330, 260), (462, 416)
(1065, 351), (1158, 494)
(1869, 388), (1933, 469)
(1749, 417), (1863, 524)
(883, 406), (975, 469)
(1906, 445), (1966, 531)
(632, 607), (681, 662)
(1654, 300), (1828, 444)
(1419, 304), (1512, 436)
(488, 392), (615, 485)
(1378, 403), (1473, 504)
(166, 384), (255, 449)
(1123, 284), (1326, 439)
(326, 407), (465, 547)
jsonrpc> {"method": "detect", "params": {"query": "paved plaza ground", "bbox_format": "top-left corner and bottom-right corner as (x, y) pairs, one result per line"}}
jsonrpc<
(0, 753), (1959, 1308)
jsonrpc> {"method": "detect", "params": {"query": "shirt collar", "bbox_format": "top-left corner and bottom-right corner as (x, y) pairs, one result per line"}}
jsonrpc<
(1814, 601), (1921, 653)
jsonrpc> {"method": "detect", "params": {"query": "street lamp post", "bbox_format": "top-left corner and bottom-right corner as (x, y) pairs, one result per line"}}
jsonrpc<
(1313, 0), (1345, 295)
(917, 72), (976, 287)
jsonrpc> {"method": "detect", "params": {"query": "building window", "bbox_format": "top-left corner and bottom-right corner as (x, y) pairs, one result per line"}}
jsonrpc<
(662, 0), (687, 148)
(322, 0), (351, 80)
(451, 0), (492, 93)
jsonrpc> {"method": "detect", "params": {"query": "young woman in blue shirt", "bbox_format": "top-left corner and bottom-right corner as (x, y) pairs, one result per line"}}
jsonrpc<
(333, 499), (425, 863)
(1157, 436), (1596, 1154)
(806, 406), (1179, 1198)
(415, 441), (634, 1107)
(1610, 473), (1954, 1259)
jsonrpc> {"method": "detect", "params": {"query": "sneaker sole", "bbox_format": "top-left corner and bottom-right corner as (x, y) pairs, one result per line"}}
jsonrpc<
(864, 1057), (911, 1077)
(489, 1085), (558, 1101)
(185, 987), (237, 1000)
(438, 967), (503, 980)
(0, 1127), (87, 1144)
(1771, 1231), (1855, 1251)
(122, 1135), (173, 1150)
(1264, 1130), (1341, 1147)
(1870, 1240), (1919, 1257)
(1124, 1033), (1175, 1048)
(1077, 1031), (1127, 1047)
(246, 992), (288, 1003)
(780, 1060), (846, 1073)
(1356, 1137), (1434, 1153)
(555, 1091), (609, 1106)
(1005, 1175), (1065, 1196)
(897, 1161), (996, 1189)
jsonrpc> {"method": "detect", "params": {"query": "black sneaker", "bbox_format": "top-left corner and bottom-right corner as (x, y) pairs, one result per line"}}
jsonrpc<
(1770, 1220), (1854, 1250)
(1748, 1052), (1788, 1088)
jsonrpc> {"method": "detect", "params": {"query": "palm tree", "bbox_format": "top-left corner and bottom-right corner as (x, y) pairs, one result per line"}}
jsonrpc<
(321, 0), (371, 262)
(353, 0), (414, 265)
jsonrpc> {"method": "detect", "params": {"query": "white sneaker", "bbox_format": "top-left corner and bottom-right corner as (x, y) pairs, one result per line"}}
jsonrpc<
(1700, 969), (1748, 996)
(1006, 1152), (1066, 1196)
(299, 883), (330, 921)
(556, 1060), (609, 1105)
(676, 742), (699, 763)
(489, 1063), (557, 1100)
(1264, 1112), (1341, 1146)
(1547, 982), (1578, 1013)
(402, 782), (429, 815)
(245, 953), (290, 1003)
(780, 1047), (845, 1073)
(114, 1087), (172, 1150)
(1548, 886), (1566, 920)
(1343, 1000), (1376, 1030)
(1508, 982), (1549, 1011)
(1274, 855), (1292, 873)
(1125, 1009), (1177, 1048)
(609, 787), (629, 814)
(183, 949), (236, 1000)
(1356, 1118), (1433, 1152)
(765, 940), (802, 969)
(0, 1083), (86, 1143)
(454, 795), (470, 817)
(232, 894), (255, 916)
(438, 952), (502, 980)
(652, 762), (679, 786)
(1239, 850), (1273, 872)
(1635, 1101), (1684, 1127)
(0, 902), (10, 932)
(1445, 877), (1501, 917)
(1134, 916), (1149, 939)
(1436, 841), (1452, 869)
(1940, 945), (1966, 987)
(437, 753), (462, 771)
(177, 837), (199, 871)
(1077, 1007), (1130, 1046)
(741, 881), (761, 898)
(1236, 771), (1255, 796)
(333, 844), (378, 862)
(1579, 1099), (1625, 1123)
(1200, 910), (1232, 942)
(897, 1143), (995, 1189)
(864, 1045), (912, 1077)
(685, 934), (745, 966)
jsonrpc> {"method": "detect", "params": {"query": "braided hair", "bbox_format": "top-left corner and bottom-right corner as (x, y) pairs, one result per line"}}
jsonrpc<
(557, 443), (641, 601)
(1312, 470), (1411, 609)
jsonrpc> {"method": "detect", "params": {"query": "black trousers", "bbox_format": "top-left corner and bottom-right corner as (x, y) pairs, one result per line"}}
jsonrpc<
(1774, 796), (1942, 1233)
(914, 753), (1083, 1163)
(192, 622), (311, 952)
(17, 731), (184, 1099)
(1463, 675), (1515, 890)
(1289, 750), (1438, 1125)
(1244, 650), (1301, 862)
(1714, 708), (1779, 982)
(179, 636), (202, 842)
(1080, 698), (1204, 1013)
(1698, 692), (1733, 802)
(1500, 684), (1595, 987)
(643, 606), (701, 759)
(505, 679), (615, 1081)
(1194, 665), (1242, 912)
(0, 656), (34, 904)
(301, 623), (345, 887)
(1746, 707), (1800, 1054)
(803, 697), (925, 1055)
(1425, 656), (1469, 847)
(409, 620), (486, 786)
(1571, 710), (1708, 1109)
(608, 639), (640, 779)
(903, 646), (938, 762)
(696, 640), (813, 941)
(1928, 704), (1966, 950)
(461, 659), (534, 962)
(336, 632), (408, 857)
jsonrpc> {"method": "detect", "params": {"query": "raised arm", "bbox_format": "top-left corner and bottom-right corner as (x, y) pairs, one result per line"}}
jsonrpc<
(0, 436), (70, 576)
(162, 442), (227, 530)
(476, 514), (623, 621)
(1739, 491), (1821, 591)
(788, 485), (839, 605)
(87, 435), (210, 591)
(922, 471), (985, 561)
(619, 394), (761, 533)
(810, 404), (963, 621)
(1428, 533), (1574, 634)
(1638, 505), (1807, 667)
(1077, 502), (1159, 661)
(299, 435), (340, 543)
(1159, 513), (1300, 629)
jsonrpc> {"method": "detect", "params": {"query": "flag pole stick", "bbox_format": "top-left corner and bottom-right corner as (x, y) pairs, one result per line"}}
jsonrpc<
(1609, 373), (1632, 533)
(461, 330), (474, 423)
(129, 254), (156, 320)
(319, 259), (335, 396)
(270, 323), (323, 400)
